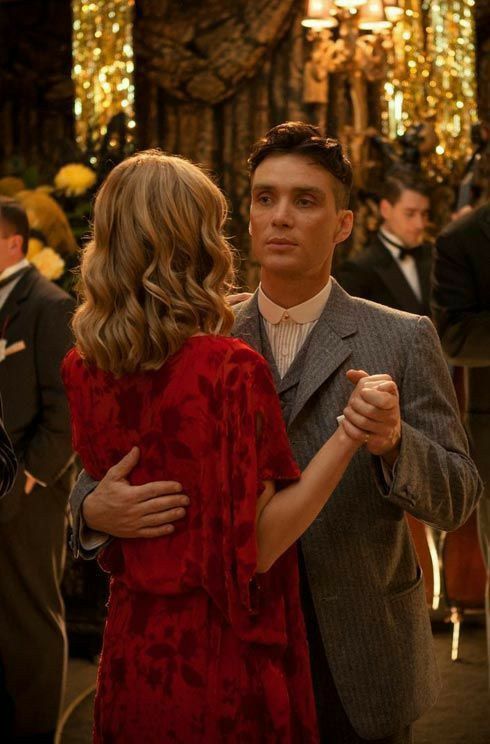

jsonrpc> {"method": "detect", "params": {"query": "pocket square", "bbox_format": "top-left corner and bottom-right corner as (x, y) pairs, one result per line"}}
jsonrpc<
(0, 339), (27, 362)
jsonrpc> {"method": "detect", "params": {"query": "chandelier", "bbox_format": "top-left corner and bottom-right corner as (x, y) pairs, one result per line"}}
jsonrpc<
(302, 1), (404, 88)
(301, 1), (405, 173)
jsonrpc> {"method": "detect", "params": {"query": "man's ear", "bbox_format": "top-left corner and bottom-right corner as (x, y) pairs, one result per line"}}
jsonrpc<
(379, 198), (392, 222)
(9, 234), (24, 256)
(333, 210), (354, 245)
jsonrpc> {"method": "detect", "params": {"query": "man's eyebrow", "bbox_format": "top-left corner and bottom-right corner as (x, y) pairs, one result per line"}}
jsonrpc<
(252, 183), (326, 196)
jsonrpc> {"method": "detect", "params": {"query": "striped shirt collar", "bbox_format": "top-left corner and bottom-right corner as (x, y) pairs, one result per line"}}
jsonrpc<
(258, 279), (332, 325)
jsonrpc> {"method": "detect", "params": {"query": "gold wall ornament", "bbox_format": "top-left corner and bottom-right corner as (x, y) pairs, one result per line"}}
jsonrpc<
(72, 0), (136, 159)
(302, 0), (402, 175)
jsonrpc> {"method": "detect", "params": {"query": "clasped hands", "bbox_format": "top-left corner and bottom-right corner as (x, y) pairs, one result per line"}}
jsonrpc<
(342, 369), (401, 467)
(82, 368), (401, 539)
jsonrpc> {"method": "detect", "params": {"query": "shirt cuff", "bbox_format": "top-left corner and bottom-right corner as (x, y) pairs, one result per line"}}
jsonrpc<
(79, 515), (110, 551)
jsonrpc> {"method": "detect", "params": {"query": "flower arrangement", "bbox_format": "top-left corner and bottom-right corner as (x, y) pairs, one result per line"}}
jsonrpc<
(30, 247), (66, 281)
(0, 162), (97, 294)
(54, 163), (97, 196)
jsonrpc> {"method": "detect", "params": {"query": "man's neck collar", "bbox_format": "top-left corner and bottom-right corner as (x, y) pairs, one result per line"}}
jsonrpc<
(379, 226), (404, 249)
(0, 257), (30, 282)
(258, 279), (332, 325)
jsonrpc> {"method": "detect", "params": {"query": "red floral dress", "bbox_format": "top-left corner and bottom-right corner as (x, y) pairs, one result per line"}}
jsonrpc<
(62, 335), (319, 743)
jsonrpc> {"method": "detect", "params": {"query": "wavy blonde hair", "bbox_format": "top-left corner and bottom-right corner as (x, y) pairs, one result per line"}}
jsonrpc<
(73, 150), (235, 375)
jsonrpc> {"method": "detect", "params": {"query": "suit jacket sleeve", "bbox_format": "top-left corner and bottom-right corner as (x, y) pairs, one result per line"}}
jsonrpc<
(375, 316), (482, 530)
(69, 468), (110, 559)
(23, 294), (76, 484)
(432, 230), (490, 366)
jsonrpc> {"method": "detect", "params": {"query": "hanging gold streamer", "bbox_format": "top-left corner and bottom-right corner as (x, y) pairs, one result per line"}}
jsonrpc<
(72, 0), (135, 158)
(382, 0), (477, 179)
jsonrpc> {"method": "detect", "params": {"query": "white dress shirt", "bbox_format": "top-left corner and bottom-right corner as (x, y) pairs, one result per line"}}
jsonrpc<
(258, 280), (332, 377)
(0, 258), (30, 311)
(378, 228), (422, 301)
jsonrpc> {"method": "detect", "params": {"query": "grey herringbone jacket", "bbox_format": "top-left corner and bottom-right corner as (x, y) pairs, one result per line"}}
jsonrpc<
(232, 281), (481, 739)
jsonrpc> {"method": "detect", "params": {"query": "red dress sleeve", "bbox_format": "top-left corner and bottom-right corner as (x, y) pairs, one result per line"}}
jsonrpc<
(205, 343), (300, 643)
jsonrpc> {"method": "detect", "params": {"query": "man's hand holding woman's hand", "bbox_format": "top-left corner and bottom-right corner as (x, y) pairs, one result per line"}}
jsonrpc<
(342, 369), (402, 466)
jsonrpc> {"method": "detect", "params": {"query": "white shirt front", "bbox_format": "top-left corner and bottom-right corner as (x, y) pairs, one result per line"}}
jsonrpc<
(258, 280), (332, 377)
(0, 258), (30, 311)
(378, 228), (422, 302)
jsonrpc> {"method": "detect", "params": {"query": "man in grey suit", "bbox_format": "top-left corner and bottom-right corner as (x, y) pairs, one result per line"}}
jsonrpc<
(70, 123), (481, 743)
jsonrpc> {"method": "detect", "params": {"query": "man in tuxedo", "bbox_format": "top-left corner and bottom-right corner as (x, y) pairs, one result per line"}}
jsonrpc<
(335, 173), (432, 315)
(432, 203), (490, 683)
(68, 124), (481, 743)
(0, 197), (75, 742)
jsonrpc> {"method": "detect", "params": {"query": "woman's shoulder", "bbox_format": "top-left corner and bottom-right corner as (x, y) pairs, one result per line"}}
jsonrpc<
(187, 335), (266, 365)
(61, 347), (84, 380)
(220, 336), (269, 370)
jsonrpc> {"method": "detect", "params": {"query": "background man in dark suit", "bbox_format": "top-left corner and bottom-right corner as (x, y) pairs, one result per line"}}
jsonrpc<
(335, 173), (432, 316)
(0, 197), (75, 743)
(432, 203), (490, 684)
(68, 125), (481, 744)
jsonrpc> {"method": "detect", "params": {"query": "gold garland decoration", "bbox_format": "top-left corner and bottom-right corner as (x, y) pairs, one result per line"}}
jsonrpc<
(383, 0), (477, 180)
(72, 0), (136, 158)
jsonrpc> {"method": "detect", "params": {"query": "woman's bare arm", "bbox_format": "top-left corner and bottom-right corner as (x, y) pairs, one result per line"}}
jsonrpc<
(255, 426), (359, 573)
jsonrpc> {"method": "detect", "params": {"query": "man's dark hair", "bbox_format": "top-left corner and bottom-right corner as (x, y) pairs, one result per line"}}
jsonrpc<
(248, 122), (353, 209)
(0, 196), (29, 255)
(380, 172), (431, 206)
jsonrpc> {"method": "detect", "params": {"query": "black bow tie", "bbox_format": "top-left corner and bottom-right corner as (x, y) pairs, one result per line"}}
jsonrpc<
(0, 266), (30, 291)
(379, 232), (423, 262)
(398, 247), (416, 261)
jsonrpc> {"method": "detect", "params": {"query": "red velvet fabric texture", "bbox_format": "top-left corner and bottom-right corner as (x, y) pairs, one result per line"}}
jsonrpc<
(62, 336), (319, 743)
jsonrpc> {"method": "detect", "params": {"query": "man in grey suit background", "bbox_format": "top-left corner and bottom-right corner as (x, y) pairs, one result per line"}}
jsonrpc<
(69, 123), (481, 743)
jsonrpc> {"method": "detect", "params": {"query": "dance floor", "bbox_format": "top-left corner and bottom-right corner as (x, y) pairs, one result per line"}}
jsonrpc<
(59, 621), (489, 743)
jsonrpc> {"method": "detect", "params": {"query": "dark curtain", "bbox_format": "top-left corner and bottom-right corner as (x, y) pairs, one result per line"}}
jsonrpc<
(0, 0), (75, 178)
(133, 0), (312, 286)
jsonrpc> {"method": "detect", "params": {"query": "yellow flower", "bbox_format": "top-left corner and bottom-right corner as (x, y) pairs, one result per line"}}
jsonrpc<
(30, 247), (65, 281)
(27, 238), (44, 260)
(54, 163), (96, 196)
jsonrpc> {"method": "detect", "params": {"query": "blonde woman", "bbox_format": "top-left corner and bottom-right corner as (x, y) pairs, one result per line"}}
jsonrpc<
(62, 150), (370, 743)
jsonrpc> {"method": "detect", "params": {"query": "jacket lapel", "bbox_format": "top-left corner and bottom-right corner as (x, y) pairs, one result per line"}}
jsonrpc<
(372, 238), (424, 314)
(288, 281), (357, 427)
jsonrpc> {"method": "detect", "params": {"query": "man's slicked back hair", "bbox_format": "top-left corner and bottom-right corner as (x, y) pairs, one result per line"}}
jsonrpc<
(380, 171), (431, 206)
(248, 121), (353, 209)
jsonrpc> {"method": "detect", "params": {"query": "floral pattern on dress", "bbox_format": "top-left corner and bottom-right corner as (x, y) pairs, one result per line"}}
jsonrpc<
(62, 335), (319, 743)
